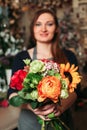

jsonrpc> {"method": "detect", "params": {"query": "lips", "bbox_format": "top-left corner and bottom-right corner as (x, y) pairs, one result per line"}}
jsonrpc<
(40, 33), (48, 37)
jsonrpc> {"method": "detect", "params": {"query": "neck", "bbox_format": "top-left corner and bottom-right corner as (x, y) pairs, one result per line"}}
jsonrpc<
(37, 43), (51, 51)
(35, 44), (53, 59)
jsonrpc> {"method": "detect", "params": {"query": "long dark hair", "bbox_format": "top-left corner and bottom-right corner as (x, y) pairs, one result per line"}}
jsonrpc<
(28, 9), (68, 64)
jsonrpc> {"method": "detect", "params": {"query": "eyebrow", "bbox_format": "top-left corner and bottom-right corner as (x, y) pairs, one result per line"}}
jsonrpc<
(35, 20), (55, 23)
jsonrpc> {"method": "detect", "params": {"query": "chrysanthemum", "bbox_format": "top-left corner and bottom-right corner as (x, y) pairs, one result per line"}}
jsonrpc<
(60, 62), (81, 92)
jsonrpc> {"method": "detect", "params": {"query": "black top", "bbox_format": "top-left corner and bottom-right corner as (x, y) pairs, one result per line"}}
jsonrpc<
(7, 48), (81, 97)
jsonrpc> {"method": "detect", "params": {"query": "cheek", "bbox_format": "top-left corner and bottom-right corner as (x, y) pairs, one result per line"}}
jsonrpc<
(33, 31), (40, 40)
(33, 28), (38, 39)
(49, 27), (57, 34)
(34, 27), (40, 34)
(49, 30), (56, 38)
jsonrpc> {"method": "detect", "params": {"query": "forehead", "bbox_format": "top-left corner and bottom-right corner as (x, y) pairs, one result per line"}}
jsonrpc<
(36, 13), (54, 22)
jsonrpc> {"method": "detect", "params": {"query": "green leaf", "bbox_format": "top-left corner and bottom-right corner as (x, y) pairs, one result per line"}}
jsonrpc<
(23, 73), (43, 89)
(37, 117), (43, 125)
(47, 69), (55, 76)
(30, 101), (38, 109)
(18, 89), (38, 100)
(48, 113), (55, 119)
(23, 59), (31, 65)
(9, 95), (26, 107)
(55, 73), (61, 79)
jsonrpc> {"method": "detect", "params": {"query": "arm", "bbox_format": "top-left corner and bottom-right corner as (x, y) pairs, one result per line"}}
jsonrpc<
(55, 92), (77, 115)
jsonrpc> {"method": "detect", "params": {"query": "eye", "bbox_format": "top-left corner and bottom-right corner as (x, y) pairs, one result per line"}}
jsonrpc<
(47, 22), (55, 26)
(35, 22), (41, 26)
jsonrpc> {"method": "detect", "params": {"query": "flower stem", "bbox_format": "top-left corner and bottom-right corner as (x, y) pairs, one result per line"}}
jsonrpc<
(41, 120), (45, 130)
(57, 117), (70, 130)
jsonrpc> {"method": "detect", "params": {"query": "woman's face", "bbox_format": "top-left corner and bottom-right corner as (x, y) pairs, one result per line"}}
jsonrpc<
(33, 13), (57, 44)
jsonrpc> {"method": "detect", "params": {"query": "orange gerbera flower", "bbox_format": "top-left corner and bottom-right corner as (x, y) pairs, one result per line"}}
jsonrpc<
(60, 62), (81, 92)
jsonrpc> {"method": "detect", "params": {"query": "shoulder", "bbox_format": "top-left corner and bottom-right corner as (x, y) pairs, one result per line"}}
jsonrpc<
(63, 48), (75, 56)
(13, 50), (31, 61)
(12, 50), (31, 74)
(15, 50), (29, 57)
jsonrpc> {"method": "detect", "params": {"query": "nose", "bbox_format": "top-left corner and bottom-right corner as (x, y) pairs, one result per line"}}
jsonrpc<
(41, 25), (47, 32)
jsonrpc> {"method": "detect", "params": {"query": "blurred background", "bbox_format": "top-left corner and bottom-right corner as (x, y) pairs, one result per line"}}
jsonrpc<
(0, 0), (87, 130)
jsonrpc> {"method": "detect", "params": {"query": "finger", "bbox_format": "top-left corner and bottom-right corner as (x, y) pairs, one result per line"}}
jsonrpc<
(53, 105), (62, 117)
(38, 115), (45, 120)
(34, 104), (55, 112)
(38, 115), (51, 121)
(54, 111), (61, 117)
(34, 106), (55, 116)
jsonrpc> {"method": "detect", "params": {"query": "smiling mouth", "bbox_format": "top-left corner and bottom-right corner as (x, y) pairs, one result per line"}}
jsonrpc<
(40, 34), (48, 37)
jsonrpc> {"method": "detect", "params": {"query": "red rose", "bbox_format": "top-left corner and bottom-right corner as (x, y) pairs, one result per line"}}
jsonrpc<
(10, 70), (27, 90)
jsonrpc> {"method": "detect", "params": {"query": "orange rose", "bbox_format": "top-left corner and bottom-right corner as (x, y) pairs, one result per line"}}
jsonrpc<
(37, 76), (61, 103)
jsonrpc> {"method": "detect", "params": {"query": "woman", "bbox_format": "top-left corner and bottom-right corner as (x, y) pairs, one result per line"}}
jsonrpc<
(8, 9), (80, 130)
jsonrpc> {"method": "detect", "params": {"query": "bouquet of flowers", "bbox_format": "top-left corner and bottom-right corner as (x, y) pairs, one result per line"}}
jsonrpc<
(9, 59), (81, 130)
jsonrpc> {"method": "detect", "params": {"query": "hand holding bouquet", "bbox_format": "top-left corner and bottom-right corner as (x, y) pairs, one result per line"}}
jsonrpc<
(9, 59), (81, 130)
